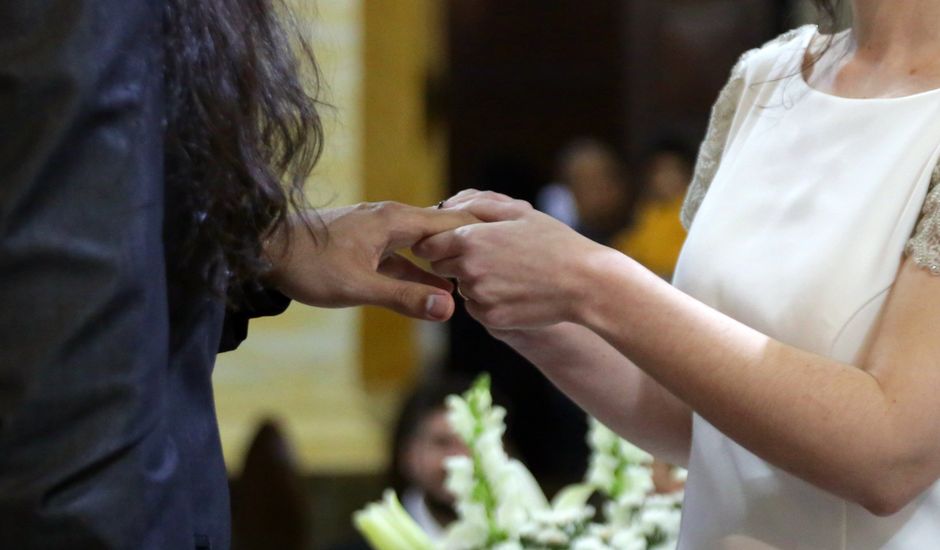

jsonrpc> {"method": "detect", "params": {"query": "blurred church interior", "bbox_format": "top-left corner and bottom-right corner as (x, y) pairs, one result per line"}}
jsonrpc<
(215, 1), (845, 548)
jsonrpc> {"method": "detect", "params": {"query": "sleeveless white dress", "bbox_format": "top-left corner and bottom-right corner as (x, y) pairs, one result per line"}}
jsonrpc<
(672, 25), (940, 549)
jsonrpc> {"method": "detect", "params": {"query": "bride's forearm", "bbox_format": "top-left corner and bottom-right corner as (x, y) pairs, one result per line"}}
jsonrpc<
(570, 249), (930, 515)
(494, 322), (692, 466)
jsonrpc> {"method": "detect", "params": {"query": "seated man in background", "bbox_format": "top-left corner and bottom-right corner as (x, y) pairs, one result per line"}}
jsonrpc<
(389, 377), (472, 540)
(333, 376), (512, 549)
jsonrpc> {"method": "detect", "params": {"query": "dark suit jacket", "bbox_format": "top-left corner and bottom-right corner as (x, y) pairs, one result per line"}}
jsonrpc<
(0, 1), (287, 548)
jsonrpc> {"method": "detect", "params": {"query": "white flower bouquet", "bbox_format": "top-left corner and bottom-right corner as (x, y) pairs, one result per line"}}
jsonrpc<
(354, 375), (684, 550)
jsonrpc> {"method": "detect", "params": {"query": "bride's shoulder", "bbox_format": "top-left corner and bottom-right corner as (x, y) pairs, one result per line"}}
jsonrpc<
(730, 24), (817, 82)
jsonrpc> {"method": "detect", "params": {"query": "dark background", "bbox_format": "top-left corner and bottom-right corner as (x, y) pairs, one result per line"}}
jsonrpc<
(444, 0), (797, 196)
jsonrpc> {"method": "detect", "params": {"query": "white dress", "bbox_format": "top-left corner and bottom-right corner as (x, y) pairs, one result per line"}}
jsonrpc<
(673, 25), (940, 549)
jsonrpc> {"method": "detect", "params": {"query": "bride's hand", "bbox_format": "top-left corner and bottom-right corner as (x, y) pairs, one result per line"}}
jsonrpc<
(413, 190), (610, 329)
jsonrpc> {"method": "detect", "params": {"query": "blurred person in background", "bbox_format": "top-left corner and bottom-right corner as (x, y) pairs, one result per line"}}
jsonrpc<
(387, 377), (473, 541)
(613, 138), (695, 279)
(333, 376), (505, 549)
(537, 138), (635, 244)
(0, 2), (474, 548)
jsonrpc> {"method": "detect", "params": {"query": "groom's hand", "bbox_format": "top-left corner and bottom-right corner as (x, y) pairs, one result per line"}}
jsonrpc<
(265, 202), (479, 321)
(413, 190), (608, 329)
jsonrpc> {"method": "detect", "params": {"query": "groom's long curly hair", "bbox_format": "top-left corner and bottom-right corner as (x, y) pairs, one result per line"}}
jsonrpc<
(164, 0), (323, 296)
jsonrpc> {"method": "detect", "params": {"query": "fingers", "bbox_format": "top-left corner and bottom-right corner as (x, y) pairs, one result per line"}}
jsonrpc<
(358, 271), (456, 322)
(378, 254), (454, 293)
(412, 227), (466, 262)
(442, 189), (515, 209)
(428, 257), (464, 280)
(379, 203), (480, 250)
(446, 197), (530, 223)
(428, 258), (490, 304)
(414, 199), (527, 262)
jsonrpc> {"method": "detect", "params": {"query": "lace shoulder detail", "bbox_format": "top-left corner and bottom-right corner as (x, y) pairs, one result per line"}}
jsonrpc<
(681, 26), (815, 230)
(679, 60), (746, 230)
(904, 161), (940, 275)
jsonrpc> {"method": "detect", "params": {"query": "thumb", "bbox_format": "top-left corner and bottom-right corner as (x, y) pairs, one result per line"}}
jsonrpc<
(359, 272), (456, 321)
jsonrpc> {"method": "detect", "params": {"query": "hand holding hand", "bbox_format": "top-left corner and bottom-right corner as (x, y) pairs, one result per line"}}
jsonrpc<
(266, 202), (478, 321)
(413, 190), (610, 329)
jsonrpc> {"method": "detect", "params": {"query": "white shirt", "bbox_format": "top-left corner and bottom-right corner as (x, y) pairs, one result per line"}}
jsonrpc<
(402, 488), (447, 542)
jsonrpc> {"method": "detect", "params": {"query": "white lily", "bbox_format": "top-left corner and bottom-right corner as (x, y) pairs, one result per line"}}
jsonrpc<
(353, 490), (435, 550)
(445, 395), (476, 443)
(443, 455), (476, 502)
(610, 525), (649, 550)
(355, 375), (685, 550)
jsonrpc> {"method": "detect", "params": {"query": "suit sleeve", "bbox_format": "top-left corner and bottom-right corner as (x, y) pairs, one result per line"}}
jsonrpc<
(0, 1), (192, 546)
(219, 285), (292, 353)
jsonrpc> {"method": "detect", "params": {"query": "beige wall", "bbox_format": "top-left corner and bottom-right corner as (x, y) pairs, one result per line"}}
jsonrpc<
(360, 0), (447, 391)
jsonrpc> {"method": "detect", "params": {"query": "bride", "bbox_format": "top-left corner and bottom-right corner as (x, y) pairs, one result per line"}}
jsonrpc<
(416, 1), (940, 548)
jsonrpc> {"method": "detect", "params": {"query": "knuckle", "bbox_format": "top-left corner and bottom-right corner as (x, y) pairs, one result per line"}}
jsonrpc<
(452, 201), (476, 215)
(483, 307), (509, 329)
(461, 208), (481, 221)
(461, 265), (479, 282)
(456, 239), (474, 259)
(508, 200), (532, 215)
(375, 200), (404, 214)
(412, 241), (431, 257)
(463, 260), (486, 281)
(392, 284), (417, 308)
(458, 268), (478, 285)
(471, 284), (496, 307)
(452, 262), (473, 281)
(371, 202), (396, 221)
(454, 224), (476, 243)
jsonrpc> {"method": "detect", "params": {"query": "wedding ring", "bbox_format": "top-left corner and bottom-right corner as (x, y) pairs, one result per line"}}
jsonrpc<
(456, 281), (469, 301)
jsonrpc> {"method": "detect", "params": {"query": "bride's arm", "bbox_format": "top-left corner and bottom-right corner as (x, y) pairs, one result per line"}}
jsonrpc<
(570, 251), (940, 517)
(491, 323), (692, 466)
(417, 194), (940, 517)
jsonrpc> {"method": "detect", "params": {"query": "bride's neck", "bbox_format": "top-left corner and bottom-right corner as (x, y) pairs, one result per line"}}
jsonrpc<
(849, 0), (940, 62)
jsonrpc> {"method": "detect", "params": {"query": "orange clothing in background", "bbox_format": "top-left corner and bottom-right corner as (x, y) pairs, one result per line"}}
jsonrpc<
(612, 195), (687, 278)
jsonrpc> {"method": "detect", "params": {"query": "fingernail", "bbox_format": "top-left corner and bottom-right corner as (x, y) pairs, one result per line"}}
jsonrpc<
(425, 294), (450, 320)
